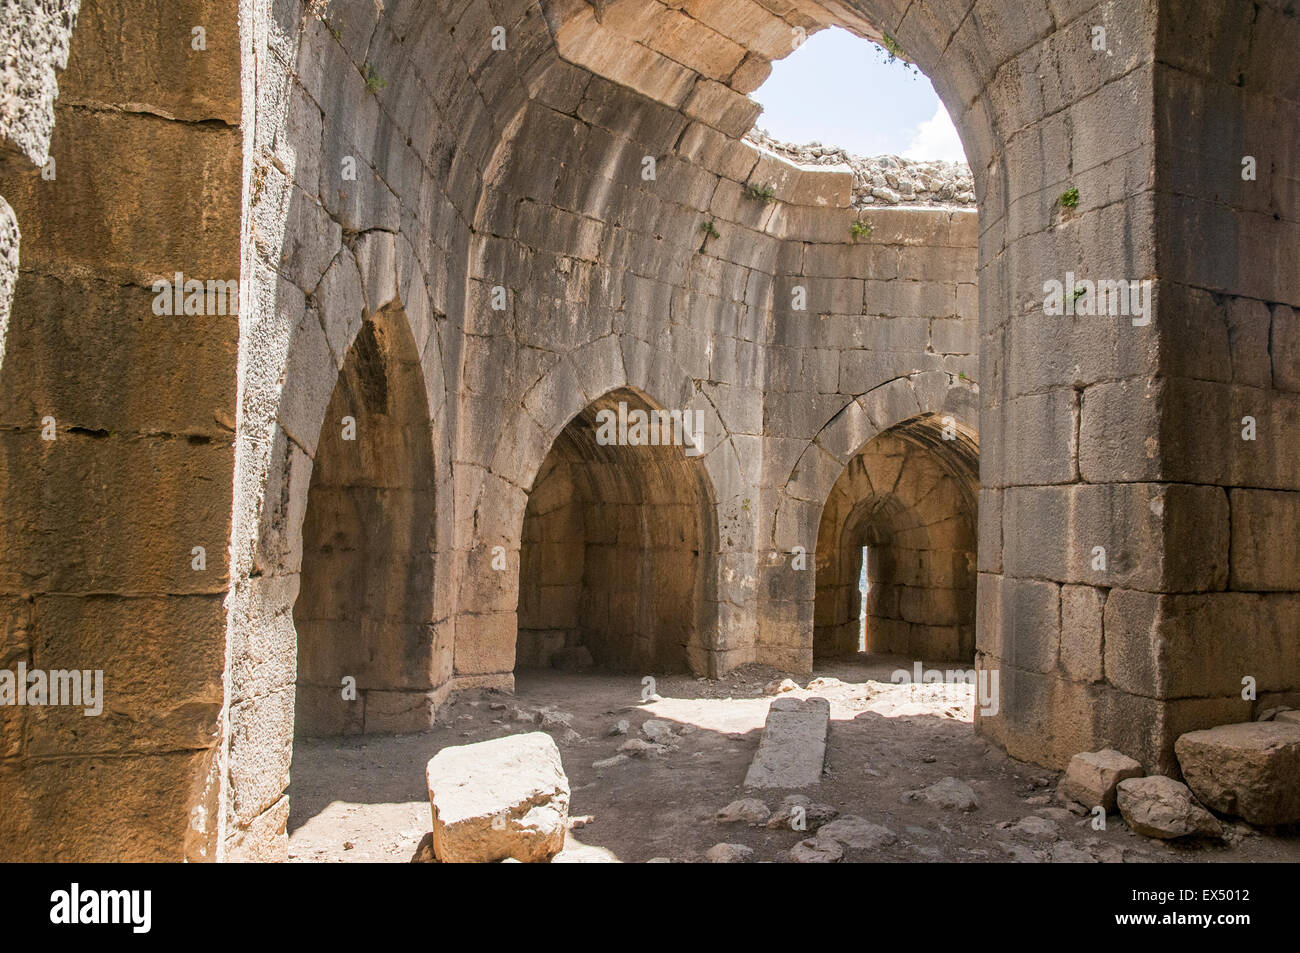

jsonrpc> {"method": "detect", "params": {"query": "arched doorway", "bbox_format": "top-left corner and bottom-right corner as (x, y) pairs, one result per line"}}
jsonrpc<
(516, 387), (718, 674)
(293, 303), (437, 736)
(815, 414), (977, 663)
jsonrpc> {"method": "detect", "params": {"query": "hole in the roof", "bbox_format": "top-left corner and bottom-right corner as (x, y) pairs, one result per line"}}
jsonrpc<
(748, 26), (974, 208)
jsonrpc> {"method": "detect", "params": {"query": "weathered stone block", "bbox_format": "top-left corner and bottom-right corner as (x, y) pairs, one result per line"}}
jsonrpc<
(744, 695), (829, 789)
(1175, 722), (1300, 825)
(1230, 489), (1300, 591)
(426, 732), (569, 862)
(1116, 775), (1221, 839)
(1059, 748), (1144, 811)
(1059, 584), (1105, 683)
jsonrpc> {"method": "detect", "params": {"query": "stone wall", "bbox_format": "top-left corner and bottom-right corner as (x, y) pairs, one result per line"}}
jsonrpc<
(746, 129), (977, 209)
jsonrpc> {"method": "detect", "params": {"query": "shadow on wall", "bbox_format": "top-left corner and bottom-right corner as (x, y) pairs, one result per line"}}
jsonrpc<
(517, 387), (719, 675)
(815, 413), (978, 664)
(294, 303), (438, 737)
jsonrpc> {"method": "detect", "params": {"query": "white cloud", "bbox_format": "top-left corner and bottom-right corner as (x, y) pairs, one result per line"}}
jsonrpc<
(902, 105), (967, 163)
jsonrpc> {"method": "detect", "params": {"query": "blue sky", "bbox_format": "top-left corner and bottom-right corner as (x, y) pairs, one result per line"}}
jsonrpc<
(750, 27), (967, 163)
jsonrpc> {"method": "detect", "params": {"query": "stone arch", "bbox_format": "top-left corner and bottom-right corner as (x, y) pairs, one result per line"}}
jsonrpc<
(517, 385), (720, 674)
(292, 302), (439, 735)
(775, 372), (977, 546)
(224, 231), (449, 858)
(454, 345), (733, 683)
(765, 373), (978, 671)
(813, 414), (979, 663)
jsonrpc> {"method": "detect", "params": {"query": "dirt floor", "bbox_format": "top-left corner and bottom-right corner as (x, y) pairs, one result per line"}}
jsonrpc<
(285, 656), (1300, 863)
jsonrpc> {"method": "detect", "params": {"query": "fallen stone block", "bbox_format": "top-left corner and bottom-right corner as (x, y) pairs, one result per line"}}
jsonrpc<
(1116, 776), (1221, 840)
(1174, 721), (1300, 825)
(538, 709), (574, 730)
(619, 738), (669, 758)
(743, 696), (830, 789)
(907, 776), (979, 811)
(641, 718), (679, 745)
(1059, 748), (1145, 812)
(790, 836), (843, 863)
(1048, 842), (1098, 863)
(704, 842), (753, 863)
(765, 794), (838, 831)
(815, 816), (897, 850)
(1009, 815), (1057, 840)
(550, 840), (619, 863)
(508, 707), (537, 724)
(716, 798), (770, 825)
(1256, 706), (1293, 722)
(557, 727), (583, 745)
(426, 731), (569, 863)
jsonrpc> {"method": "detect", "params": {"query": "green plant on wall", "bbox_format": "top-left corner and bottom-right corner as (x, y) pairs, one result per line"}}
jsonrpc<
(743, 182), (776, 204)
(877, 33), (919, 76)
(1060, 186), (1080, 209)
(365, 64), (386, 94)
(698, 219), (720, 252)
(850, 220), (872, 240)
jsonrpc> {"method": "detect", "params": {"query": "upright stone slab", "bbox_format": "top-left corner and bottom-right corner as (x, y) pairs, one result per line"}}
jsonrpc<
(744, 696), (830, 789)
(426, 732), (570, 863)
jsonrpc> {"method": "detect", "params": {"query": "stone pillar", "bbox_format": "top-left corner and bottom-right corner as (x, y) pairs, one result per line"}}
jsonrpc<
(946, 1), (1179, 769)
(972, 0), (1300, 773)
(0, 0), (242, 859)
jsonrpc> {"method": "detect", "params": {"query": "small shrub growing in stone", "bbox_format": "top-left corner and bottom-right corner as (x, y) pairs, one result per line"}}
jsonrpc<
(743, 182), (776, 204)
(365, 64), (387, 94)
(699, 220), (720, 240)
(1060, 186), (1080, 209)
(850, 220), (872, 240)
(878, 33), (919, 76)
